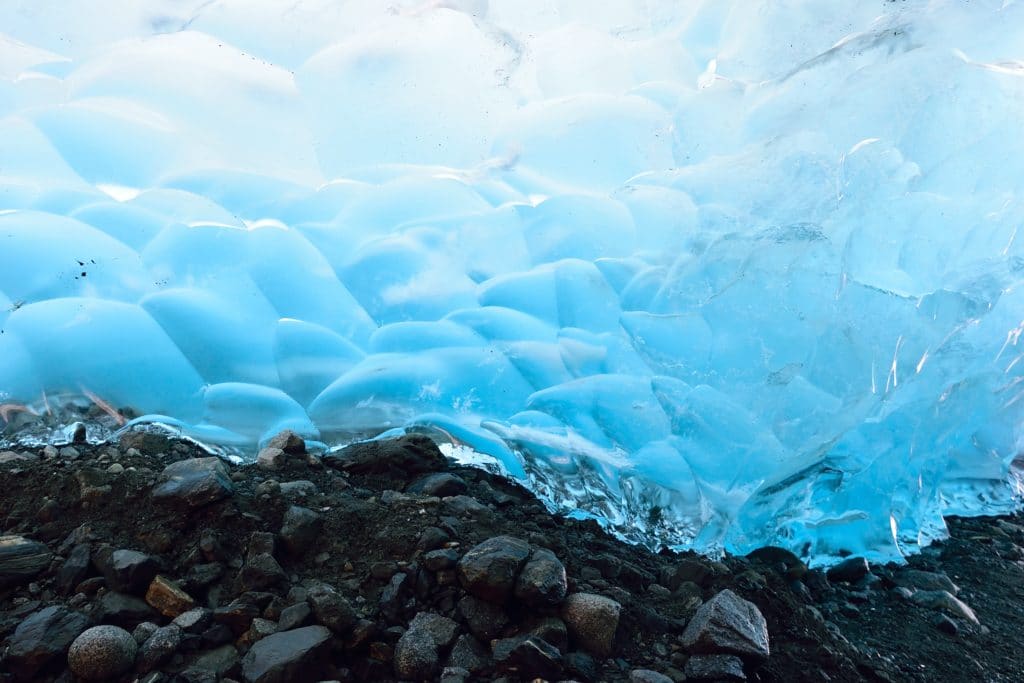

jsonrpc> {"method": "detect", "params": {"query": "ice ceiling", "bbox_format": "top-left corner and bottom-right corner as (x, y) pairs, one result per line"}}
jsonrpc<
(1, 0), (1023, 563)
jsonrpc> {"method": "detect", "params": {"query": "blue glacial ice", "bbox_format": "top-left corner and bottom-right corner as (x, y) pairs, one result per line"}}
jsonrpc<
(1, 0), (1023, 564)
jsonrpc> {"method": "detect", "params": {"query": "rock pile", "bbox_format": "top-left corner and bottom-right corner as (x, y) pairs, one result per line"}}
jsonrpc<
(0, 428), (1015, 682)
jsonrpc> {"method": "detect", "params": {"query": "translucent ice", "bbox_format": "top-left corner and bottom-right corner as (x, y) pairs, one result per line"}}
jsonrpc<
(1, 0), (1023, 564)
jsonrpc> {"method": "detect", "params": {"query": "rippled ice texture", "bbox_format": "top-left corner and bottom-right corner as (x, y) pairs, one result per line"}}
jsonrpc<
(1, 0), (1023, 563)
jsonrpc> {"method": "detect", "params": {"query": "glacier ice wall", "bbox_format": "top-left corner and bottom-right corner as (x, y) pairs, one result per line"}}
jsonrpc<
(1, 0), (1023, 563)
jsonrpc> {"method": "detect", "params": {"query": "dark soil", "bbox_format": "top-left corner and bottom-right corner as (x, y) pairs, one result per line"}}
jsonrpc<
(0, 432), (1022, 682)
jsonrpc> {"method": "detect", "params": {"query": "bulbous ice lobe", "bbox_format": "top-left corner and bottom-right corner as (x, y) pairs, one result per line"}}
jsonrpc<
(1, 0), (1023, 564)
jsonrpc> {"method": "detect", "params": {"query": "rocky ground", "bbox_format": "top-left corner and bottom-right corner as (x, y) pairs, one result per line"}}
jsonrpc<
(0, 430), (1022, 682)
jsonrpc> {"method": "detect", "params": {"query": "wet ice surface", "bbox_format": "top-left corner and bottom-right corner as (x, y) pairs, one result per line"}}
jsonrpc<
(1, 1), (1024, 564)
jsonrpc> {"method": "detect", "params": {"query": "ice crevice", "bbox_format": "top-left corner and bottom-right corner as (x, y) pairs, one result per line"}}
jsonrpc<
(1, 0), (1023, 565)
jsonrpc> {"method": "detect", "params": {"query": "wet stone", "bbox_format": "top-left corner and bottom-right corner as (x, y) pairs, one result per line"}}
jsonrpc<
(0, 535), (53, 588)
(277, 602), (312, 631)
(240, 625), (332, 683)
(56, 543), (92, 595)
(5, 605), (91, 681)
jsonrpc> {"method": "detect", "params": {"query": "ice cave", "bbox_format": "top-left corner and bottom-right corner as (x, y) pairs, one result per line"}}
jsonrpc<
(0, 0), (1022, 564)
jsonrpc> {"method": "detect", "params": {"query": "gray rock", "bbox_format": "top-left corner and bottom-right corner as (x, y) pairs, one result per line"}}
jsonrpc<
(443, 495), (489, 517)
(457, 594), (509, 641)
(407, 473), (468, 497)
(214, 601), (260, 635)
(96, 591), (159, 628)
(280, 506), (323, 556)
(133, 621), (159, 644)
(137, 624), (182, 672)
(394, 612), (461, 679)
(660, 558), (712, 590)
(152, 458), (233, 509)
(95, 548), (160, 594)
(394, 628), (441, 680)
(238, 553), (287, 592)
(173, 607), (213, 633)
(0, 535), (53, 588)
(5, 606), (91, 681)
(307, 584), (357, 633)
(685, 654), (747, 681)
(826, 557), (870, 583)
(561, 592), (621, 657)
(911, 590), (979, 624)
(56, 543), (92, 595)
(256, 447), (287, 471)
(278, 602), (312, 631)
(423, 548), (460, 571)
(514, 548), (568, 606)
(446, 634), (490, 673)
(457, 535), (531, 603)
(67, 625), (138, 681)
(279, 480), (319, 498)
(521, 616), (568, 653)
(240, 625), (332, 683)
(895, 569), (959, 595)
(631, 668), (677, 683)
(410, 611), (460, 648)
(492, 635), (563, 679)
(265, 430), (307, 454)
(325, 434), (447, 476)
(680, 589), (770, 663)
(188, 644), (240, 677)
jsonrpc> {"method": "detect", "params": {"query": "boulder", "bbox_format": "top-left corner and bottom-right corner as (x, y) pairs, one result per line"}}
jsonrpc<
(152, 458), (233, 509)
(67, 625), (138, 681)
(514, 548), (568, 606)
(394, 612), (459, 680)
(681, 589), (770, 663)
(324, 434), (446, 476)
(95, 548), (160, 594)
(561, 593), (621, 657)
(457, 536), (531, 603)
(5, 606), (91, 681)
(240, 625), (332, 683)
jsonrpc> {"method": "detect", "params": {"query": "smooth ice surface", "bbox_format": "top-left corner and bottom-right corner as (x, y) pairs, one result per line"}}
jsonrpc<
(1, 0), (1023, 563)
